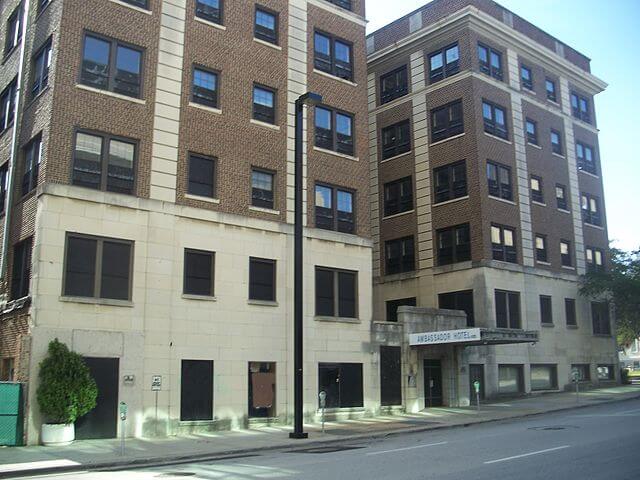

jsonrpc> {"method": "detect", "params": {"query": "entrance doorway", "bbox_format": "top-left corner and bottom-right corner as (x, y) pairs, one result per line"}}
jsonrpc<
(423, 359), (443, 408)
(76, 357), (119, 440)
(380, 346), (402, 406)
(248, 362), (276, 418)
(469, 364), (485, 402)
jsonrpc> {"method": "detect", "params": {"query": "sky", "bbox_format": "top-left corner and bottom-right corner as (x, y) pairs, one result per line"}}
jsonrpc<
(366, 0), (640, 252)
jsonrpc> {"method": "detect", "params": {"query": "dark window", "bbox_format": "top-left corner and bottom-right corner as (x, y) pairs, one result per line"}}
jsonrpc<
(11, 238), (32, 300)
(5, 4), (22, 56)
(525, 118), (538, 145)
(530, 176), (543, 203)
(586, 247), (605, 273)
(0, 163), (8, 212)
(431, 100), (463, 142)
(439, 290), (475, 327)
(385, 236), (415, 275)
(487, 161), (512, 200)
(540, 295), (553, 324)
(571, 92), (591, 123)
(592, 302), (610, 335)
(253, 85), (276, 124)
(498, 365), (524, 394)
(188, 153), (216, 198)
(556, 184), (568, 210)
(477, 43), (502, 80)
(383, 176), (412, 217)
(560, 240), (572, 267)
(192, 67), (218, 108)
(251, 169), (274, 209)
(0, 79), (17, 132)
(314, 31), (352, 81)
(315, 267), (357, 318)
(380, 346), (402, 406)
(495, 290), (520, 329)
(180, 360), (213, 421)
(314, 184), (354, 234)
(550, 129), (563, 155)
(22, 135), (42, 196)
(380, 66), (408, 104)
(597, 365), (615, 381)
(581, 193), (601, 226)
(576, 142), (597, 175)
(491, 225), (517, 263)
(63, 234), (133, 300)
(531, 364), (558, 391)
(565, 298), (577, 326)
(184, 249), (214, 296)
(520, 65), (533, 90)
(535, 235), (547, 263)
(318, 363), (362, 408)
(196, 0), (223, 25)
(326, 0), (352, 10)
(32, 39), (52, 97)
(545, 78), (557, 102)
(81, 33), (142, 98)
(482, 100), (508, 139)
(571, 364), (590, 381)
(434, 160), (467, 203)
(385, 297), (416, 322)
(428, 43), (460, 83)
(249, 257), (276, 302)
(121, 0), (148, 8)
(314, 106), (354, 155)
(73, 131), (136, 195)
(254, 7), (278, 44)
(381, 120), (411, 159)
(436, 223), (471, 266)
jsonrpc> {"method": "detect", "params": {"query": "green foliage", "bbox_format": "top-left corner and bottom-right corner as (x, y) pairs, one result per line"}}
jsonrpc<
(580, 248), (640, 347)
(36, 339), (98, 424)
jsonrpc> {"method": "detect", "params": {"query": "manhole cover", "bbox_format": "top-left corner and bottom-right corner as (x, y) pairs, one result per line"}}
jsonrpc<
(289, 445), (364, 454)
(528, 425), (579, 431)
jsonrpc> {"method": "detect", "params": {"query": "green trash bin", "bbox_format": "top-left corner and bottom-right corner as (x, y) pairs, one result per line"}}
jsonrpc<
(0, 382), (24, 446)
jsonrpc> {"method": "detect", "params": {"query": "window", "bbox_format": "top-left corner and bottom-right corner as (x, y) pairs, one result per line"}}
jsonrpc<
(380, 66), (408, 104)
(11, 238), (32, 300)
(556, 184), (568, 210)
(196, 0), (223, 25)
(73, 131), (136, 194)
(436, 223), (471, 266)
(531, 365), (557, 391)
(586, 247), (605, 273)
(596, 365), (615, 381)
(315, 267), (357, 318)
(571, 92), (591, 123)
(249, 257), (276, 302)
(22, 135), (42, 196)
(326, 0), (352, 10)
(428, 43), (460, 83)
(535, 235), (547, 263)
(439, 290), (475, 327)
(530, 176), (543, 203)
(188, 153), (216, 198)
(385, 236), (415, 275)
(486, 161), (512, 200)
(385, 297), (416, 322)
(571, 364), (590, 381)
(63, 234), (133, 300)
(434, 161), (467, 204)
(121, 0), (148, 8)
(314, 106), (354, 155)
(491, 225), (517, 263)
(431, 100), (463, 142)
(315, 184), (354, 233)
(520, 65), (533, 90)
(540, 295), (553, 324)
(0, 164), (7, 212)
(482, 100), (508, 139)
(560, 240), (572, 267)
(498, 365), (523, 394)
(0, 79), (17, 132)
(477, 43), (502, 80)
(545, 78), (557, 102)
(32, 39), (52, 97)
(192, 67), (218, 108)
(581, 193), (601, 226)
(251, 169), (275, 209)
(525, 118), (538, 145)
(383, 176), (412, 217)
(180, 360), (213, 421)
(81, 33), (143, 98)
(254, 7), (278, 44)
(381, 120), (411, 159)
(565, 298), (577, 326)
(550, 129), (562, 155)
(184, 249), (214, 296)
(318, 363), (362, 408)
(576, 142), (597, 175)
(314, 31), (352, 81)
(5, 4), (22, 56)
(0, 358), (15, 382)
(253, 85), (276, 124)
(495, 290), (520, 329)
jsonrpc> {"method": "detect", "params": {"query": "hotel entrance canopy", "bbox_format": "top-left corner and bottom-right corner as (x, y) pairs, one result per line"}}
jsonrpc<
(409, 328), (539, 347)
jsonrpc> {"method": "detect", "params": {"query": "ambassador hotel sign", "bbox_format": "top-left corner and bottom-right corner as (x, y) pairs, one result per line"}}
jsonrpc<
(409, 328), (481, 346)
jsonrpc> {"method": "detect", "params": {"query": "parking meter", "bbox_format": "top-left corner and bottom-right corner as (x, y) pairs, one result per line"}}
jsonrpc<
(119, 402), (127, 455)
(571, 370), (580, 402)
(319, 391), (327, 433)
(473, 381), (481, 410)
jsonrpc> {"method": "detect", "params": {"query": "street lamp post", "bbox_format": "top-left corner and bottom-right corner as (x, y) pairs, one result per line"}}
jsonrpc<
(290, 92), (322, 440)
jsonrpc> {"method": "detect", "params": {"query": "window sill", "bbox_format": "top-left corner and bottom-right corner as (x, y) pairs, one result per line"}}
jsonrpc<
(248, 299), (278, 307)
(181, 294), (217, 302)
(429, 132), (465, 147)
(75, 84), (146, 104)
(380, 151), (412, 163)
(2, 45), (19, 65)
(194, 16), (226, 31)
(312, 69), (357, 87)
(35, 0), (53, 20)
(25, 85), (51, 110)
(184, 193), (220, 204)
(593, 334), (612, 338)
(433, 195), (469, 207)
(531, 200), (546, 207)
(59, 296), (134, 307)
(250, 119), (280, 131)
(557, 208), (571, 214)
(566, 324), (578, 329)
(315, 316), (360, 324)
(547, 99), (560, 107)
(527, 142), (542, 150)
(584, 223), (605, 231)
(522, 87), (536, 96)
(552, 152), (565, 159)
(249, 205), (280, 215)
(578, 170), (599, 179)
(253, 38), (282, 51)
(536, 261), (551, 266)
(382, 209), (414, 220)
(483, 132), (512, 144)
(541, 323), (554, 328)
(188, 101), (222, 115)
(561, 265), (575, 271)
(488, 195), (516, 206)
(312, 146), (358, 162)
(109, 0), (153, 14)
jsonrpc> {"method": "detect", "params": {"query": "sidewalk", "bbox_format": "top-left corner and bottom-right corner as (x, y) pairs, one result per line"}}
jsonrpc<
(2, 385), (639, 478)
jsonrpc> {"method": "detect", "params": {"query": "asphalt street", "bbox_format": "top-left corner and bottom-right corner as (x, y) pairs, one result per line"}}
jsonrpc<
(19, 399), (640, 480)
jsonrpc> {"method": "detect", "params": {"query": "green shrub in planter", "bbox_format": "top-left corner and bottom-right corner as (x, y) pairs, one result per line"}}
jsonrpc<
(36, 339), (98, 424)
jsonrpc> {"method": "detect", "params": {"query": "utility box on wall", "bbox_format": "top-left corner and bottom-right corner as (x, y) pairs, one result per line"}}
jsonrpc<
(0, 382), (24, 446)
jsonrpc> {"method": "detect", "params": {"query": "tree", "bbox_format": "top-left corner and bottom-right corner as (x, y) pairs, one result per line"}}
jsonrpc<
(36, 339), (98, 425)
(580, 248), (640, 348)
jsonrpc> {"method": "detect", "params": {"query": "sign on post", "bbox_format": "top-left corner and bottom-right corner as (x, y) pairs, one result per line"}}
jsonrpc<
(151, 375), (162, 391)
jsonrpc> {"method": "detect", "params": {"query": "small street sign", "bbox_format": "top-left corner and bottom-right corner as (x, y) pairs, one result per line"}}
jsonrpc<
(151, 375), (162, 391)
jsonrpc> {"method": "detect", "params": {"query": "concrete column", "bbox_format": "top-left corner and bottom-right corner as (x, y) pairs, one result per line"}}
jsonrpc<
(368, 72), (381, 278)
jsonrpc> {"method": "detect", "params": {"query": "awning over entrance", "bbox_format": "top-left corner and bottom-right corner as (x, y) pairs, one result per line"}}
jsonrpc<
(409, 327), (539, 347)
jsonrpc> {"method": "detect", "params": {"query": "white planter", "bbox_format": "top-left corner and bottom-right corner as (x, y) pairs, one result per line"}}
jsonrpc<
(41, 423), (75, 446)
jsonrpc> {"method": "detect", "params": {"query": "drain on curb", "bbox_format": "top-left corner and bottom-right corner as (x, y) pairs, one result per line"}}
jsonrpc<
(528, 425), (579, 431)
(288, 445), (365, 454)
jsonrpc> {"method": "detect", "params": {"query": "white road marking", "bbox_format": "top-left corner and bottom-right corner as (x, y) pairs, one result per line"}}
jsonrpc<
(365, 441), (448, 455)
(484, 445), (570, 464)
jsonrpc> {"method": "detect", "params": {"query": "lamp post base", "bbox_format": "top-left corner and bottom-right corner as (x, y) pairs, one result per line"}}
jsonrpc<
(289, 432), (309, 439)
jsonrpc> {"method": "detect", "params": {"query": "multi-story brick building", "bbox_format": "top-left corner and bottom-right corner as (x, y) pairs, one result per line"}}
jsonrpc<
(0, 0), (371, 443)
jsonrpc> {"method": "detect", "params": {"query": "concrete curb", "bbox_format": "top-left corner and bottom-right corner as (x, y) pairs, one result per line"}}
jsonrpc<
(3, 392), (639, 479)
